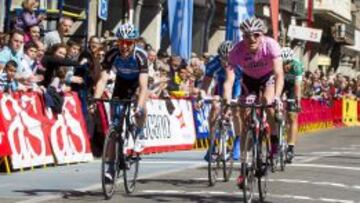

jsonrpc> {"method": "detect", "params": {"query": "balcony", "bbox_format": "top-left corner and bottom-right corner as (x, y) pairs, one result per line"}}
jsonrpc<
(255, 0), (305, 17)
(311, 0), (352, 23)
(333, 23), (355, 45)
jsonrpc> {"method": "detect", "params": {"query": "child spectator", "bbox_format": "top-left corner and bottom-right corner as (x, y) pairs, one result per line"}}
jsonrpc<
(0, 60), (19, 92)
(17, 41), (43, 89)
(25, 25), (41, 43)
(13, 0), (46, 32)
(66, 40), (81, 61)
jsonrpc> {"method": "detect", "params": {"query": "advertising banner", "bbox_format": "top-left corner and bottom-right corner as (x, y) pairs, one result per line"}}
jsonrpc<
(143, 99), (196, 153)
(0, 92), (54, 169)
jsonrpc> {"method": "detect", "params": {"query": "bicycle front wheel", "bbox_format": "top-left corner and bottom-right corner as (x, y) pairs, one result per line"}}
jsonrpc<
(122, 129), (140, 194)
(101, 129), (120, 199)
(221, 130), (234, 182)
(257, 132), (271, 202)
(242, 129), (255, 203)
(208, 137), (220, 186)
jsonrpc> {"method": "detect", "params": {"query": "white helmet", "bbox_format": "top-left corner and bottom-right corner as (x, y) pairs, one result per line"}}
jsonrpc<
(217, 41), (234, 59)
(281, 47), (294, 63)
(115, 22), (139, 40)
(240, 17), (265, 34)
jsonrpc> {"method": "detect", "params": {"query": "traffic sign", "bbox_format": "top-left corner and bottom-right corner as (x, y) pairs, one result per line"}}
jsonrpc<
(98, 0), (108, 21)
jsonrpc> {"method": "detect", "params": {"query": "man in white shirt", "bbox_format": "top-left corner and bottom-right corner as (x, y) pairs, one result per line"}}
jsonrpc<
(43, 17), (73, 49)
(0, 30), (24, 72)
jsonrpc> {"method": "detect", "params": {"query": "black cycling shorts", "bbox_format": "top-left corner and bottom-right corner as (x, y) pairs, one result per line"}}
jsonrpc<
(241, 72), (275, 96)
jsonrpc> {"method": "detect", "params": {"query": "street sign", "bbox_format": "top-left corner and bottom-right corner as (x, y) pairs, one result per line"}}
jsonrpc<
(287, 25), (323, 43)
(98, 0), (108, 21)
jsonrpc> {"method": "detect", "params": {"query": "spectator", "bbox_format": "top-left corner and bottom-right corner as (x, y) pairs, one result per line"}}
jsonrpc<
(24, 24), (41, 43)
(167, 65), (191, 97)
(17, 41), (43, 89)
(40, 43), (80, 87)
(43, 17), (73, 49)
(0, 32), (7, 52)
(168, 55), (185, 78)
(0, 30), (25, 72)
(66, 40), (81, 61)
(95, 47), (106, 64)
(13, 0), (46, 32)
(149, 62), (170, 98)
(0, 60), (19, 92)
(147, 48), (160, 84)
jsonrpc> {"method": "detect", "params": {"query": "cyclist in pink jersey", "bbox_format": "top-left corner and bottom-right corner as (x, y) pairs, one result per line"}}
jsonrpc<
(223, 17), (284, 188)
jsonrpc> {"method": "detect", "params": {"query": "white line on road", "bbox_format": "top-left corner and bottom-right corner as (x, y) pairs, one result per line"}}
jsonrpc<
(290, 163), (360, 171)
(192, 177), (360, 190)
(15, 162), (207, 203)
(141, 190), (355, 203)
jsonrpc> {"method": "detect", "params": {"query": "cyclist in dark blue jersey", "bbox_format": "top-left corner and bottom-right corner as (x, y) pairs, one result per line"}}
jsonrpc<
(93, 23), (148, 182)
(201, 41), (243, 160)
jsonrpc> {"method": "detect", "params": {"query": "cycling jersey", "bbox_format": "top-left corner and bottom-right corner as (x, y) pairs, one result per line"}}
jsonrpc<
(103, 46), (148, 99)
(283, 58), (303, 99)
(205, 55), (242, 98)
(228, 36), (281, 79)
(283, 58), (303, 112)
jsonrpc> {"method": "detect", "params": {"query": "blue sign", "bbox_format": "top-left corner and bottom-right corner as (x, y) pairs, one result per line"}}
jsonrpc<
(167, 0), (193, 61)
(98, 0), (108, 21)
(225, 0), (254, 43)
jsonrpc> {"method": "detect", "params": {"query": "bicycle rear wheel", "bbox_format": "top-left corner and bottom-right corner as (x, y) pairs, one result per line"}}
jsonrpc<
(221, 129), (234, 182)
(101, 129), (120, 199)
(242, 130), (255, 203)
(208, 137), (220, 186)
(123, 132), (140, 194)
(257, 132), (271, 202)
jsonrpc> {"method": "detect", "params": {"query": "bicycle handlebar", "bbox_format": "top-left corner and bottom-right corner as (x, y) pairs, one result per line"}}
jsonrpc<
(234, 102), (274, 109)
(89, 98), (136, 103)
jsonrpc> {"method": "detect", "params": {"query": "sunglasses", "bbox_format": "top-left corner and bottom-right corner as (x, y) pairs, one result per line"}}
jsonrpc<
(118, 39), (135, 46)
(243, 33), (261, 39)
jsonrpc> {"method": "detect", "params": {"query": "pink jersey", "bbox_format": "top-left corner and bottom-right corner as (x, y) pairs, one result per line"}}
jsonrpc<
(229, 36), (281, 79)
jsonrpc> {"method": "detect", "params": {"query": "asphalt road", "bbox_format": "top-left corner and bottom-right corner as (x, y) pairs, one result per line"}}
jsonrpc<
(1, 127), (360, 203)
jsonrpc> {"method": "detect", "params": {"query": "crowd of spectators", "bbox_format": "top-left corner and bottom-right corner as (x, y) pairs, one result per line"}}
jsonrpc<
(302, 69), (360, 101)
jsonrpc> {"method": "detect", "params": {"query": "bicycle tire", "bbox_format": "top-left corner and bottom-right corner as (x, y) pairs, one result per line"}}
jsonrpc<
(222, 129), (234, 182)
(279, 122), (286, 171)
(101, 129), (120, 199)
(242, 130), (255, 203)
(123, 130), (140, 194)
(257, 132), (271, 202)
(208, 137), (220, 186)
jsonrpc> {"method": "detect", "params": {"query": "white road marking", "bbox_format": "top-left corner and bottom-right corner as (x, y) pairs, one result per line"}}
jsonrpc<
(193, 177), (360, 191)
(141, 190), (355, 203)
(290, 163), (360, 171)
(320, 198), (354, 203)
(15, 162), (207, 203)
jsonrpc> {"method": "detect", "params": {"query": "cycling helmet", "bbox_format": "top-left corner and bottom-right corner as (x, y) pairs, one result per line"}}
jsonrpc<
(240, 17), (265, 34)
(115, 22), (139, 40)
(281, 47), (294, 63)
(217, 41), (234, 59)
